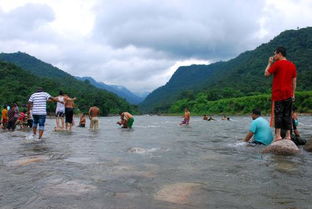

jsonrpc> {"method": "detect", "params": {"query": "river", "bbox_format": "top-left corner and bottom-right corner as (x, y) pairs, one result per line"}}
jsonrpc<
(0, 115), (312, 209)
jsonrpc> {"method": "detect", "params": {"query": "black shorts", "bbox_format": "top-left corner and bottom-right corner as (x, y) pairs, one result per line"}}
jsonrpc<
(56, 111), (65, 117)
(65, 108), (74, 124)
(274, 98), (292, 130)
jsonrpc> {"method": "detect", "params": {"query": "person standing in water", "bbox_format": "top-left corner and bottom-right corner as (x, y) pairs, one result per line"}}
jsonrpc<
(55, 91), (65, 130)
(117, 112), (134, 129)
(264, 46), (296, 141)
(180, 108), (190, 125)
(88, 105), (100, 130)
(64, 94), (76, 131)
(28, 87), (59, 139)
(1, 105), (8, 129)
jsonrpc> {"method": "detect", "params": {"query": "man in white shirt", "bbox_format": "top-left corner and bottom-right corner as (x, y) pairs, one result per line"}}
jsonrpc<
(27, 87), (59, 139)
(55, 91), (65, 130)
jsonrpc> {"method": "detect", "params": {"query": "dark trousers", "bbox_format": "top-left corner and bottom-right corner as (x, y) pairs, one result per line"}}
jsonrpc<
(274, 97), (292, 130)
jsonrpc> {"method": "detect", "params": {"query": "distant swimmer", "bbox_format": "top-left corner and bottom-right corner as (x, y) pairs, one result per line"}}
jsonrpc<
(180, 108), (190, 125)
(78, 113), (87, 128)
(28, 87), (60, 139)
(64, 94), (76, 131)
(117, 112), (134, 129)
(243, 109), (273, 146)
(221, 115), (230, 120)
(89, 105), (100, 130)
(55, 91), (65, 130)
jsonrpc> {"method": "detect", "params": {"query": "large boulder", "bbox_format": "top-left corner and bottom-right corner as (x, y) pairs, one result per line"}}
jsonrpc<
(262, 140), (299, 155)
(303, 139), (312, 152)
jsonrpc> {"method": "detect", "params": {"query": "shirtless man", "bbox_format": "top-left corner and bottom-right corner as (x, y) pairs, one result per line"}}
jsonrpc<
(64, 94), (76, 131)
(88, 105), (100, 130)
(180, 108), (190, 125)
(117, 112), (134, 129)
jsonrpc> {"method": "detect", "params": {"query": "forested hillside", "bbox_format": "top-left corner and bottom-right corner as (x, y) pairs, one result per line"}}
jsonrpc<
(140, 27), (312, 113)
(0, 62), (134, 115)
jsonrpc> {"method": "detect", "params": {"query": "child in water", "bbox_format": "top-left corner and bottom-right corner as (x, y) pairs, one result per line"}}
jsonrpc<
(180, 108), (190, 125)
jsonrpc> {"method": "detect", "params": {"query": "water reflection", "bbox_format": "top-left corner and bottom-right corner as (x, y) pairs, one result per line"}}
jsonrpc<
(0, 116), (311, 209)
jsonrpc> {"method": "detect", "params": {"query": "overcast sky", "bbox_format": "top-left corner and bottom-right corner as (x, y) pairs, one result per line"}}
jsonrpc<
(0, 0), (311, 94)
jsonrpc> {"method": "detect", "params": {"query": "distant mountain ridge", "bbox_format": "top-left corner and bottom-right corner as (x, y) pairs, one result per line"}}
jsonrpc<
(0, 52), (134, 115)
(75, 76), (147, 105)
(140, 27), (312, 113)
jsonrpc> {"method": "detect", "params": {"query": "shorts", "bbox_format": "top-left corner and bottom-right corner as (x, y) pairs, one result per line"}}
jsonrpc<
(248, 140), (265, 146)
(274, 98), (292, 130)
(90, 117), (99, 129)
(79, 124), (85, 128)
(127, 117), (134, 128)
(56, 111), (65, 117)
(65, 108), (74, 124)
(7, 118), (17, 130)
(32, 115), (46, 131)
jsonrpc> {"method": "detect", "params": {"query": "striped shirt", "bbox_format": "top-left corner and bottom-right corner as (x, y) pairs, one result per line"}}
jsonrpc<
(28, 92), (52, 115)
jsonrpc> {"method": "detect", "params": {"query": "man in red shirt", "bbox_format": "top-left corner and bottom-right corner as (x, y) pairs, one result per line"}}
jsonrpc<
(264, 46), (297, 141)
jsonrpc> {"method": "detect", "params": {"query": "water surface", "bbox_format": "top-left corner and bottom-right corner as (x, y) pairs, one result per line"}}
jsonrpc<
(1, 116), (312, 209)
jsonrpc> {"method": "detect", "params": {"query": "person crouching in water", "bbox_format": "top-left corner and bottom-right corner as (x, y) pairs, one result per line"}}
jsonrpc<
(117, 112), (134, 129)
(89, 105), (100, 130)
(243, 109), (273, 146)
(78, 113), (87, 128)
(180, 108), (190, 125)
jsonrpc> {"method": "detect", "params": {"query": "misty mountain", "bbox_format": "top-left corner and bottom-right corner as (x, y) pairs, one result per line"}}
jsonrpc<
(75, 76), (147, 105)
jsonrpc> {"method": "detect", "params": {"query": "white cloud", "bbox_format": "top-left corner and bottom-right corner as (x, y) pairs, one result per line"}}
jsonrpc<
(0, 0), (312, 94)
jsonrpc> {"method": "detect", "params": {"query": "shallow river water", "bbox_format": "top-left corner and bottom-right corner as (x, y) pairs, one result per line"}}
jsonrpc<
(0, 116), (312, 209)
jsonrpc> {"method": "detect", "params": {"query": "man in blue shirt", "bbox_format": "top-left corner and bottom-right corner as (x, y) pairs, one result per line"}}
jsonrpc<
(243, 109), (273, 145)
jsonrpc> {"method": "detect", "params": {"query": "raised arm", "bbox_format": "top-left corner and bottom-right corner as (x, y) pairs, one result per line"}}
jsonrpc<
(264, 57), (274, 77)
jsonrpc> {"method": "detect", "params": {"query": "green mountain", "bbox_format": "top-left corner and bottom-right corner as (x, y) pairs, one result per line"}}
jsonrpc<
(0, 54), (134, 115)
(140, 27), (312, 113)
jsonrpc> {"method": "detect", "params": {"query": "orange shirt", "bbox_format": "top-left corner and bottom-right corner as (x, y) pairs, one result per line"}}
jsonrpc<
(1, 109), (8, 120)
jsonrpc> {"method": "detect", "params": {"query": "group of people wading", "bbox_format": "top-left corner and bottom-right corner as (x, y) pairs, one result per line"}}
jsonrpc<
(1, 88), (134, 140)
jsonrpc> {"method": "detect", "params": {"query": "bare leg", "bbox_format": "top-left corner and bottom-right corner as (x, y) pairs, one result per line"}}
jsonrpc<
(56, 117), (60, 128)
(39, 130), (44, 139)
(285, 130), (291, 140)
(33, 127), (37, 135)
(275, 128), (282, 141)
(61, 118), (65, 129)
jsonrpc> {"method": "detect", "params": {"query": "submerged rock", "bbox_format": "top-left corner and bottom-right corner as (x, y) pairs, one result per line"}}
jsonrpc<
(8, 155), (49, 166)
(42, 180), (96, 196)
(303, 139), (312, 152)
(262, 140), (299, 155)
(154, 182), (201, 204)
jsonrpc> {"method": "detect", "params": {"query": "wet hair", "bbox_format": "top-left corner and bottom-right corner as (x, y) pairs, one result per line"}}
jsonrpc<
(3, 105), (6, 109)
(252, 109), (261, 116)
(59, 90), (64, 95)
(275, 46), (287, 57)
(37, 87), (43, 92)
(292, 105), (297, 111)
(119, 111), (123, 115)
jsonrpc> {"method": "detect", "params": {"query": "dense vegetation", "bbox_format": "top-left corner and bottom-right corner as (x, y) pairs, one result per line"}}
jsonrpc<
(169, 91), (312, 115)
(0, 62), (134, 115)
(140, 27), (312, 113)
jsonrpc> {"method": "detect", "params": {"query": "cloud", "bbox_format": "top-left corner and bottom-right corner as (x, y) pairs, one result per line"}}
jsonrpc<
(0, 3), (55, 41)
(0, 0), (312, 94)
(93, 0), (266, 59)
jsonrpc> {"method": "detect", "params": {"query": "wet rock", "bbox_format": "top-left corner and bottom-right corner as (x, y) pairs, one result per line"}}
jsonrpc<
(154, 183), (201, 204)
(262, 140), (299, 155)
(303, 139), (312, 152)
(8, 155), (49, 166)
(42, 180), (96, 196)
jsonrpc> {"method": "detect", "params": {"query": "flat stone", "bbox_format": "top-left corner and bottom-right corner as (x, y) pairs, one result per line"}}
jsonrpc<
(154, 182), (201, 204)
(8, 155), (49, 167)
(42, 180), (97, 196)
(262, 140), (299, 155)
